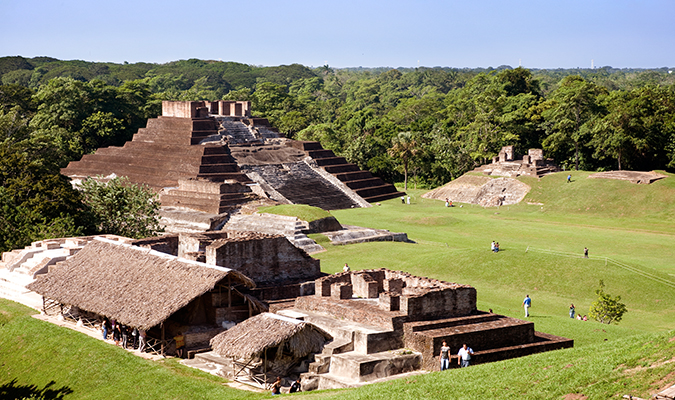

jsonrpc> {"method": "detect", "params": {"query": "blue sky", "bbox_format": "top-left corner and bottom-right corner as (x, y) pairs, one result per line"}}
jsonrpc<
(1, 0), (673, 69)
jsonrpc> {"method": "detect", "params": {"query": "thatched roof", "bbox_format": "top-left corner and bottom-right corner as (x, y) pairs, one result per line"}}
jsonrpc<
(210, 313), (332, 360)
(27, 237), (255, 330)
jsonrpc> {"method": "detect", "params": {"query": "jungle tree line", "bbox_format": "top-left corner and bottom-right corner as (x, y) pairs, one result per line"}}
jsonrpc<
(1, 57), (675, 250)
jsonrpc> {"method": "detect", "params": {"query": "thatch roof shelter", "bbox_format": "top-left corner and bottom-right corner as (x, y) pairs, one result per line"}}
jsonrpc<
(211, 313), (332, 360)
(27, 237), (255, 330)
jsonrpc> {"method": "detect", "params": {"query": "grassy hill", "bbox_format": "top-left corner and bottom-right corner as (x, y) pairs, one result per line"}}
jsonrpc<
(2, 171), (675, 399)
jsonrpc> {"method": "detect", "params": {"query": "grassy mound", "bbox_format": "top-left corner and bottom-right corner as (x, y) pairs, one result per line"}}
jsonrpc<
(257, 204), (332, 222)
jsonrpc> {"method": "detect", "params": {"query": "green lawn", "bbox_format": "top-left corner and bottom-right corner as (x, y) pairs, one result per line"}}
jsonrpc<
(2, 171), (675, 399)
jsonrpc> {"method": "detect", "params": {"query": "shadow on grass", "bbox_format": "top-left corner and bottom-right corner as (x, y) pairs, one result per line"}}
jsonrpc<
(0, 379), (73, 399)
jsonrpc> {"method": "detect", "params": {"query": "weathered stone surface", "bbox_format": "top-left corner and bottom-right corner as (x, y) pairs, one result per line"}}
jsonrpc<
(331, 282), (353, 300)
(206, 234), (321, 285)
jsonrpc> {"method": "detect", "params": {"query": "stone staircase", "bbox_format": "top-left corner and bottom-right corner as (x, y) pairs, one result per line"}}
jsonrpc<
(241, 162), (361, 211)
(224, 213), (325, 254)
(159, 179), (258, 215)
(289, 141), (405, 203)
(217, 118), (260, 144)
(277, 308), (422, 391)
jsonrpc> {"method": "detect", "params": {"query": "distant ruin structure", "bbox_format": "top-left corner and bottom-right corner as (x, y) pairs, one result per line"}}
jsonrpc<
(475, 146), (559, 178)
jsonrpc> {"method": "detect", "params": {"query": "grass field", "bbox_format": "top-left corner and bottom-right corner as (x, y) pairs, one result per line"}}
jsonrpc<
(2, 171), (674, 399)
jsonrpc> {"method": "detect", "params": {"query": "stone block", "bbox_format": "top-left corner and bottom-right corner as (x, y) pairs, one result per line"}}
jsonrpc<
(352, 273), (379, 299)
(528, 148), (544, 161)
(379, 292), (400, 311)
(383, 278), (403, 295)
(331, 282), (353, 300)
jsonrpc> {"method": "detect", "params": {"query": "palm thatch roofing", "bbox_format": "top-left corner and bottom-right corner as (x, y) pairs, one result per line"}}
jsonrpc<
(27, 237), (255, 330)
(210, 313), (332, 360)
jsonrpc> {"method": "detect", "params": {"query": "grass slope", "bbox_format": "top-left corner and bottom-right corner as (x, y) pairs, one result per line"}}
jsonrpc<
(0, 300), (263, 400)
(2, 171), (675, 399)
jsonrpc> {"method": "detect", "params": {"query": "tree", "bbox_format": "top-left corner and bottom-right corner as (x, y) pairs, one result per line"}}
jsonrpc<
(590, 85), (675, 170)
(388, 131), (420, 191)
(589, 280), (628, 325)
(541, 76), (607, 170)
(79, 177), (163, 239)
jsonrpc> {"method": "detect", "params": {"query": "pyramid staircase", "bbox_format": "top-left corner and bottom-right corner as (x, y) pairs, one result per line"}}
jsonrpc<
(62, 116), (252, 192)
(288, 141), (405, 203)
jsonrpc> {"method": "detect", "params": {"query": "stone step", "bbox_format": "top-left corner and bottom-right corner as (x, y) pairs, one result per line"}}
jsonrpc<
(326, 349), (422, 383)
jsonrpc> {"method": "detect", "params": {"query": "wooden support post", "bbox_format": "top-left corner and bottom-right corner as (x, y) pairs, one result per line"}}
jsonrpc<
(161, 322), (165, 356)
(228, 276), (231, 309)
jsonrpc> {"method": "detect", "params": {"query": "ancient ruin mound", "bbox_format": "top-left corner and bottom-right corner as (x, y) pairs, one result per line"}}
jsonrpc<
(423, 174), (531, 206)
(588, 171), (667, 184)
(62, 101), (404, 216)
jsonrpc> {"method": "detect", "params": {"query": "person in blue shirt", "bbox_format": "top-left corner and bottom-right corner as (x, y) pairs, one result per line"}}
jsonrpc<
(523, 295), (531, 317)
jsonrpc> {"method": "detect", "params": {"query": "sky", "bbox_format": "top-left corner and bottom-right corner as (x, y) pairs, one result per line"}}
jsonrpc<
(1, 0), (673, 69)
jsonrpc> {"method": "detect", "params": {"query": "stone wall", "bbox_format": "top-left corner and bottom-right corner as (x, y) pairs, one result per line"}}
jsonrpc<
(206, 234), (321, 285)
(162, 101), (205, 118)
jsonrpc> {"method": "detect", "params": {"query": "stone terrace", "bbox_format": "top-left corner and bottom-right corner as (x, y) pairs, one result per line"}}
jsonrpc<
(276, 268), (572, 389)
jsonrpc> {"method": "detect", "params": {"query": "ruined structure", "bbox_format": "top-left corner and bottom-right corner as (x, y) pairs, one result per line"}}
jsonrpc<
(132, 231), (324, 302)
(423, 174), (532, 207)
(26, 237), (261, 356)
(61, 101), (404, 225)
(588, 170), (667, 184)
(186, 268), (572, 390)
(474, 146), (559, 178)
(4, 231), (571, 390)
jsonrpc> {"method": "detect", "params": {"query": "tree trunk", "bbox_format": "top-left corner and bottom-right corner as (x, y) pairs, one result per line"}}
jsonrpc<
(403, 160), (408, 191)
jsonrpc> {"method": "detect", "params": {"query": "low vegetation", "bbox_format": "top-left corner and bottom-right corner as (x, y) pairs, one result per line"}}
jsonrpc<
(257, 204), (332, 222)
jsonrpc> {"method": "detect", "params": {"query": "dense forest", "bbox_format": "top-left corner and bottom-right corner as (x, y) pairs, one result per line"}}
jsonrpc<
(1, 56), (674, 251)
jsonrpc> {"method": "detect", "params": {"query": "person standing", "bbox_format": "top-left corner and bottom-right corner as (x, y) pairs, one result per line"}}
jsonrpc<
(523, 295), (531, 317)
(445, 198), (449, 207)
(457, 344), (474, 368)
(101, 317), (110, 340)
(567, 174), (572, 183)
(584, 247), (589, 258)
(343, 263), (350, 273)
(271, 376), (282, 395)
(439, 341), (451, 371)
(569, 304), (575, 319)
(138, 329), (146, 353)
(406, 195), (411, 205)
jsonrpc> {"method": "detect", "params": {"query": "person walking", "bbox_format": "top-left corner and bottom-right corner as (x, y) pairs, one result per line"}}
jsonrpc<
(567, 174), (572, 183)
(569, 304), (575, 319)
(439, 341), (451, 371)
(457, 344), (474, 368)
(523, 294), (531, 317)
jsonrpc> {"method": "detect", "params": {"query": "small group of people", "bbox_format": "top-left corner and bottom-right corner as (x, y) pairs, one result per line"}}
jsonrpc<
(444, 198), (454, 207)
(439, 341), (475, 370)
(400, 195), (411, 204)
(271, 377), (301, 395)
(491, 241), (500, 253)
(101, 317), (146, 353)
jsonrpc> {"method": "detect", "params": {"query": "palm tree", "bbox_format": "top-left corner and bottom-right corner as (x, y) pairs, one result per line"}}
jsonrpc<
(388, 131), (419, 191)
